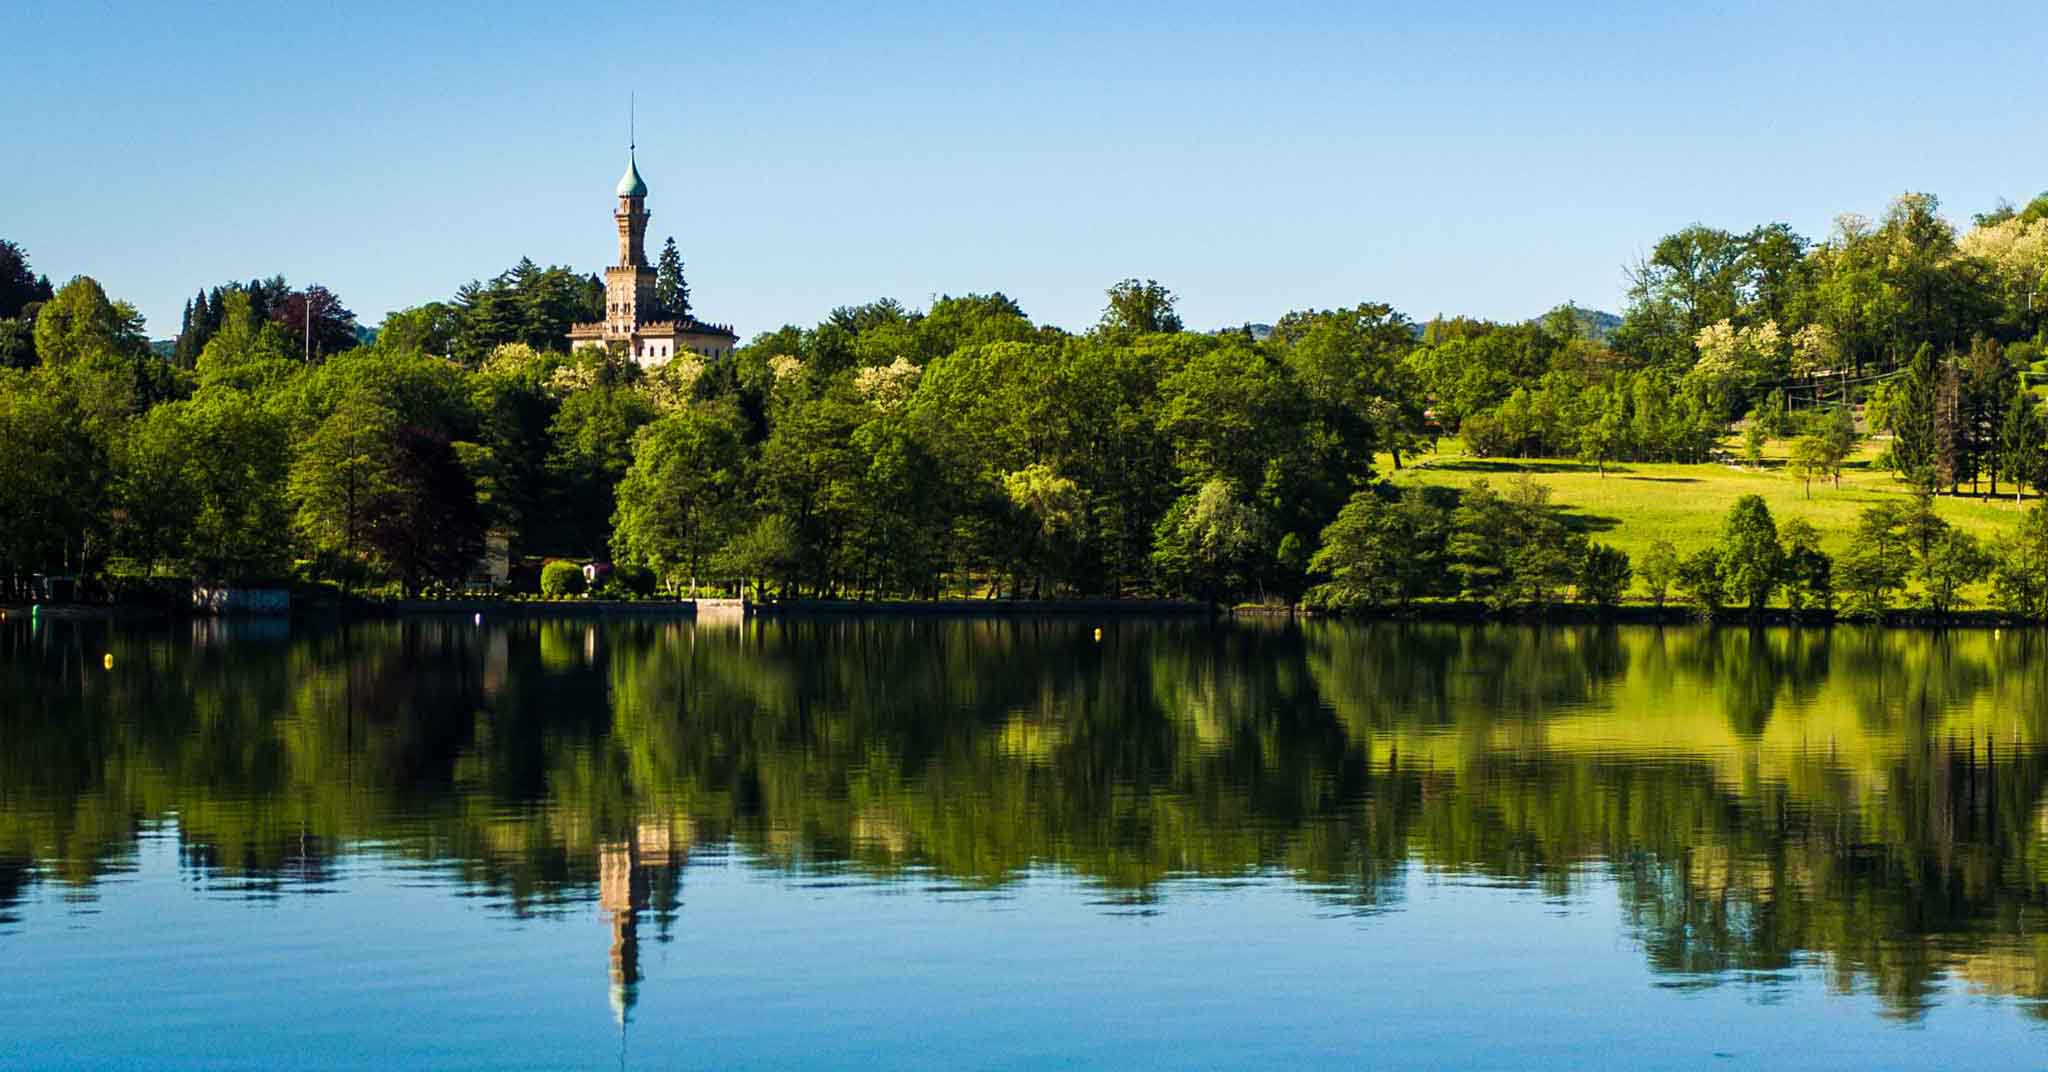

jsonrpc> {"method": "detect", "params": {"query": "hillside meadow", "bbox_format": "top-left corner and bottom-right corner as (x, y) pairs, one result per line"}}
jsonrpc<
(1384, 435), (2032, 606)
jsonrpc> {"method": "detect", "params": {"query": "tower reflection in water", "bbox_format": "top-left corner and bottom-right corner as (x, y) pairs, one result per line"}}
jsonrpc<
(600, 820), (688, 1026)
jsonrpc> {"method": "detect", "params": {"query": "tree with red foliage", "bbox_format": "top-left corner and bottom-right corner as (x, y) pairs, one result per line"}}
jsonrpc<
(272, 284), (358, 360)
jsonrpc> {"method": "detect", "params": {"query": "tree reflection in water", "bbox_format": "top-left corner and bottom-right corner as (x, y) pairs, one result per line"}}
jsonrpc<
(3, 615), (2048, 1020)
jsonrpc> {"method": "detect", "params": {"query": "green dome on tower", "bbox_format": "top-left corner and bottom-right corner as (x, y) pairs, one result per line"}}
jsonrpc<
(616, 153), (647, 198)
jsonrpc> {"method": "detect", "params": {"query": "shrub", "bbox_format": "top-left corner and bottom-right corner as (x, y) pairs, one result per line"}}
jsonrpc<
(614, 564), (658, 598)
(540, 560), (586, 599)
(1574, 542), (1631, 609)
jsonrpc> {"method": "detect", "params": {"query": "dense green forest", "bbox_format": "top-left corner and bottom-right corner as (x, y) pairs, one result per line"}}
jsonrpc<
(3, 189), (2047, 613)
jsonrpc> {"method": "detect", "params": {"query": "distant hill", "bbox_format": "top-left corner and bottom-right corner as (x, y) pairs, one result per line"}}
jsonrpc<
(1556, 308), (1622, 342)
(149, 339), (175, 359)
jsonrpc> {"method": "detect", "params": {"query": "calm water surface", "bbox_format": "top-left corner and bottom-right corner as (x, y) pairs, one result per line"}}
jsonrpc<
(5, 616), (2048, 1068)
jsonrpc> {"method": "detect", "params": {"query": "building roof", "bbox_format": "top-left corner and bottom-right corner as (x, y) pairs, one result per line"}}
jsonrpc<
(616, 152), (648, 198)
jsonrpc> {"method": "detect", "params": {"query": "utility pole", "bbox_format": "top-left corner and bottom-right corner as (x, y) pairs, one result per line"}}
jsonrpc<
(304, 290), (312, 362)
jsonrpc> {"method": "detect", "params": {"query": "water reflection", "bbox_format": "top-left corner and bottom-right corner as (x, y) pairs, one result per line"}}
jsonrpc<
(4, 617), (2048, 1023)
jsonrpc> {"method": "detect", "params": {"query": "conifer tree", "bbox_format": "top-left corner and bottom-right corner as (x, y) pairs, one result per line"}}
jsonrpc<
(174, 297), (195, 367)
(1934, 357), (1963, 492)
(1891, 343), (1940, 487)
(1998, 380), (2044, 503)
(655, 237), (690, 320)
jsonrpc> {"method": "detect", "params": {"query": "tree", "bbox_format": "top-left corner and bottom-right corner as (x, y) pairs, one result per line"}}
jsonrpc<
(1787, 435), (1830, 498)
(546, 357), (656, 556)
(196, 289), (296, 392)
(610, 404), (745, 595)
(1836, 504), (1911, 620)
(711, 514), (800, 601)
(272, 285), (358, 360)
(33, 276), (147, 366)
(362, 426), (487, 596)
(1917, 528), (1989, 613)
(0, 239), (54, 321)
(0, 317), (36, 369)
(1742, 413), (1767, 469)
(1152, 479), (1262, 603)
(1577, 384), (1627, 476)
(379, 302), (462, 358)
(1448, 477), (1576, 612)
(1758, 388), (1789, 437)
(1276, 302), (1422, 471)
(1778, 518), (1832, 618)
(1719, 495), (1782, 613)
(0, 371), (103, 595)
(1899, 488), (1947, 560)
(1575, 542), (1631, 609)
(1933, 355), (1965, 492)
(117, 389), (291, 583)
(1001, 463), (1084, 598)
(451, 258), (603, 365)
(1675, 548), (1724, 616)
(1638, 539), (1681, 608)
(1997, 380), (2044, 502)
(655, 238), (691, 320)
(1820, 404), (1858, 488)
(1887, 343), (1940, 485)
(1099, 279), (1182, 335)
(1616, 225), (1747, 367)
(1989, 504), (2048, 620)
(1308, 487), (1449, 610)
(290, 394), (401, 584)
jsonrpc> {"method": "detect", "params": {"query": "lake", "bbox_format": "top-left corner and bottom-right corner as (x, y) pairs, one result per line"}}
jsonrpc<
(4, 615), (2048, 1068)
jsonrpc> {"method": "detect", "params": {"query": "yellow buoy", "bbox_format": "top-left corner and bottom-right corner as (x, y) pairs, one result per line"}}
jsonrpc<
(103, 653), (114, 670)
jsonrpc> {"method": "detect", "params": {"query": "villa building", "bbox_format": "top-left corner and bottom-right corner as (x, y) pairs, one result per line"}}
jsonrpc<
(565, 149), (736, 366)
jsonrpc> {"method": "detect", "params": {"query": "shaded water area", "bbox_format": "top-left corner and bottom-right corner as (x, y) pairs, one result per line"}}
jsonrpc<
(5, 616), (2048, 1067)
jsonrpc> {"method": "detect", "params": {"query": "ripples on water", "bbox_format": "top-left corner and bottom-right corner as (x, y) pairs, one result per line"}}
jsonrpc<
(3, 616), (2048, 1067)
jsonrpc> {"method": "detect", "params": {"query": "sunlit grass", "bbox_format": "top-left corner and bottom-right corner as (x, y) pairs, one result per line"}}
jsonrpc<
(1382, 436), (2030, 565)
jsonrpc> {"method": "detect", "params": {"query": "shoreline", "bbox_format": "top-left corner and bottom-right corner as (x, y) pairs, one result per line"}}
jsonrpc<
(2, 597), (2029, 629)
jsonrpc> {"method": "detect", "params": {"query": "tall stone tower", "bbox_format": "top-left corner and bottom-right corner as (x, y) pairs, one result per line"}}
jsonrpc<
(566, 131), (739, 367)
(604, 151), (657, 335)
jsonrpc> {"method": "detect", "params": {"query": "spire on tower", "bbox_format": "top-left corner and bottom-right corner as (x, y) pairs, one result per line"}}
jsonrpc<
(617, 95), (647, 198)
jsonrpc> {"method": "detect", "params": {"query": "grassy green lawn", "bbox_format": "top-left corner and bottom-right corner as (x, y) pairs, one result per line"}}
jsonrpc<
(1379, 437), (2032, 603)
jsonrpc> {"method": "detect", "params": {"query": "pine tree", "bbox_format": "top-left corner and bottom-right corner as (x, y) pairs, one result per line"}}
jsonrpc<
(174, 297), (195, 367)
(1934, 357), (1963, 493)
(1998, 380), (2044, 503)
(655, 237), (690, 320)
(203, 286), (226, 338)
(1892, 343), (1940, 487)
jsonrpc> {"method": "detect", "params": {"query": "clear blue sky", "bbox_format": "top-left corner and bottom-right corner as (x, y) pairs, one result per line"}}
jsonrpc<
(7, 0), (2045, 339)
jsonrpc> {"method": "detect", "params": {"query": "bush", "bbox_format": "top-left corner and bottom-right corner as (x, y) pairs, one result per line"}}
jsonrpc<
(540, 560), (586, 599)
(614, 564), (658, 598)
(103, 574), (193, 608)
